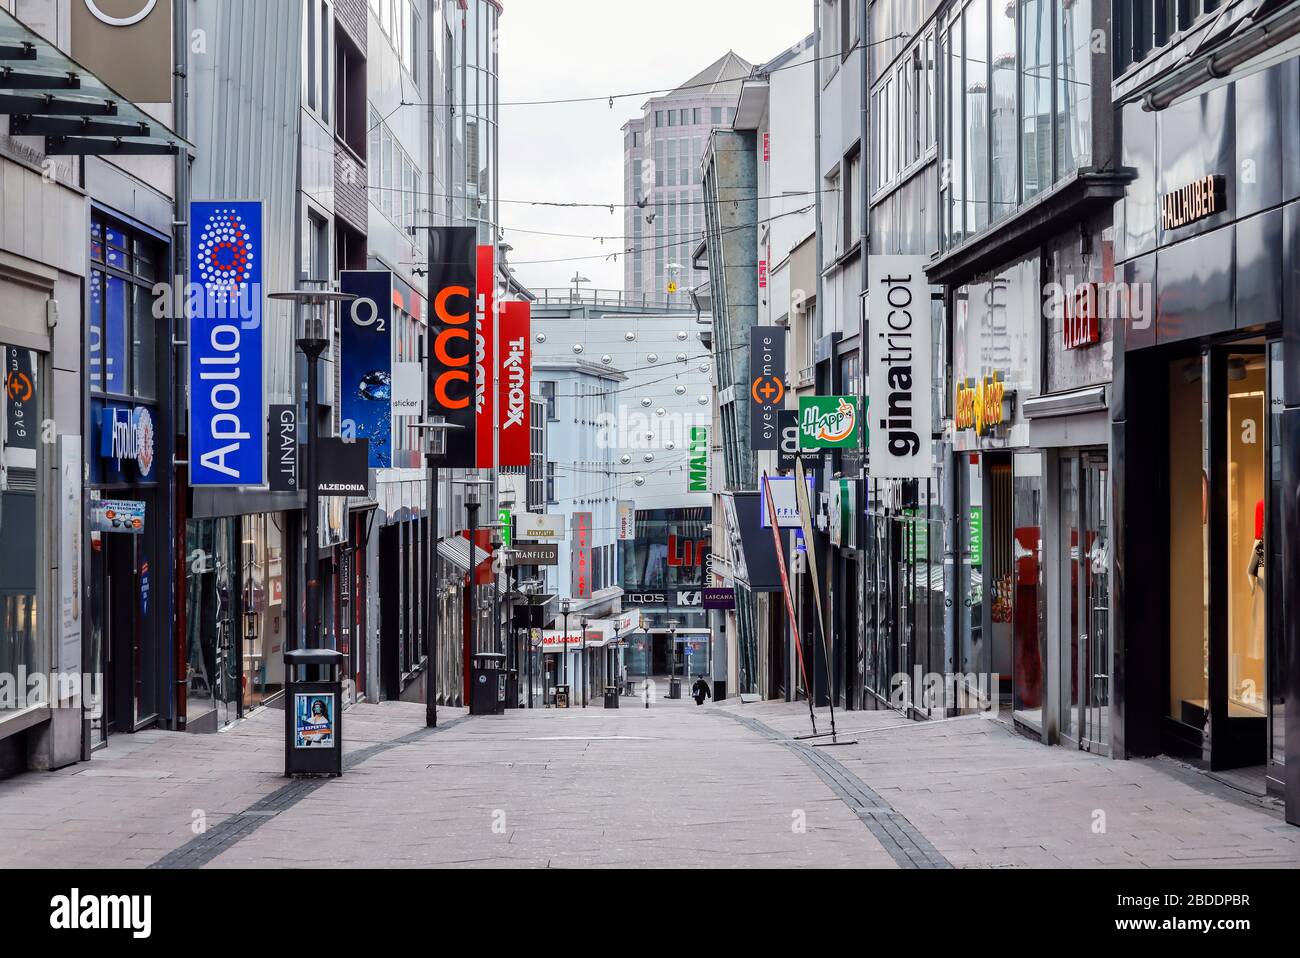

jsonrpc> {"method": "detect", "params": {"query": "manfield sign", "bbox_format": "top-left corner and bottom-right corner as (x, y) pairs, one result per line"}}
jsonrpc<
(189, 201), (264, 486)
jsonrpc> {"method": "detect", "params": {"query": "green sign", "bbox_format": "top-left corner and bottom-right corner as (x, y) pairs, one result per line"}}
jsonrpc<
(968, 507), (982, 568)
(499, 507), (512, 547)
(903, 509), (929, 562)
(688, 426), (709, 492)
(798, 396), (861, 449)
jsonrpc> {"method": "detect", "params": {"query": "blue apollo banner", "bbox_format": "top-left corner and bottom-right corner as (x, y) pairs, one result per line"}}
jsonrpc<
(339, 270), (394, 469)
(188, 201), (264, 486)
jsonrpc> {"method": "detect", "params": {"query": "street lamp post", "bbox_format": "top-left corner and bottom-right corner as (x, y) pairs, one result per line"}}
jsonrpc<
(667, 618), (680, 699)
(269, 287), (355, 651)
(413, 417), (463, 728)
(579, 615), (589, 707)
(560, 598), (571, 701)
(612, 623), (621, 694)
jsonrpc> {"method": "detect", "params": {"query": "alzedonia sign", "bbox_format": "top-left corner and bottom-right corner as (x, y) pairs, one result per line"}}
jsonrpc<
(1161, 174), (1226, 231)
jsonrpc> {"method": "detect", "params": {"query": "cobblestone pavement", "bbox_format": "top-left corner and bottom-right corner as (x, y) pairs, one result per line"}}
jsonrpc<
(1, 689), (1296, 868)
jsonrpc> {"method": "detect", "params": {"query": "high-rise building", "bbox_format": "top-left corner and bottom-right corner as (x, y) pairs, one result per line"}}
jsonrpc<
(622, 52), (751, 301)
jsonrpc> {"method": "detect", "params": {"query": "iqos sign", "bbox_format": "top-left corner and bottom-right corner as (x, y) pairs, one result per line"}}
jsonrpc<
(84, 0), (158, 27)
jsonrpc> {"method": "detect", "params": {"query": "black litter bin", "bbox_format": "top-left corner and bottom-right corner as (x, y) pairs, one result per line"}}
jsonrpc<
(284, 648), (344, 777)
(555, 684), (570, 709)
(470, 652), (507, 715)
(604, 686), (619, 709)
(668, 677), (682, 700)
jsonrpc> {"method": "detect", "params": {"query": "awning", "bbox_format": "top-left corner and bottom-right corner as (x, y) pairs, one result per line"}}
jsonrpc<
(436, 537), (491, 572)
(0, 7), (192, 156)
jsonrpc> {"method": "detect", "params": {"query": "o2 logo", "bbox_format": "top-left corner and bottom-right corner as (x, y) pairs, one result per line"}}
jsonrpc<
(84, 0), (158, 27)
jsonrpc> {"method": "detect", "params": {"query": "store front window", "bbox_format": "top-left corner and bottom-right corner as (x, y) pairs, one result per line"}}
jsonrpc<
(0, 345), (43, 716)
(185, 518), (241, 730)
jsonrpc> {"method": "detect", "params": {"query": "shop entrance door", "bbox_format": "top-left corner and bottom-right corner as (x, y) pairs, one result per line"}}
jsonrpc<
(1208, 346), (1269, 770)
(1077, 453), (1111, 754)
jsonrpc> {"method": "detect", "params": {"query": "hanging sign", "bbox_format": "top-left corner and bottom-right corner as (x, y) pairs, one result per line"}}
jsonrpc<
(91, 498), (145, 534)
(748, 326), (785, 451)
(867, 255), (931, 478)
(571, 512), (593, 599)
(339, 270), (394, 469)
(954, 373), (1006, 434)
(518, 513), (567, 541)
(427, 227), (477, 467)
(799, 395), (861, 449)
(5, 347), (36, 451)
(688, 425), (709, 492)
(617, 500), (637, 541)
(498, 299), (531, 467)
(189, 201), (264, 486)
(267, 404), (297, 492)
(476, 244), (496, 468)
(314, 437), (369, 496)
(759, 475), (813, 529)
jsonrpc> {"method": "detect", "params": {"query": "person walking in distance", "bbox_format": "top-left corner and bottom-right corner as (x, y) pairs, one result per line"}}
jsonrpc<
(691, 674), (712, 706)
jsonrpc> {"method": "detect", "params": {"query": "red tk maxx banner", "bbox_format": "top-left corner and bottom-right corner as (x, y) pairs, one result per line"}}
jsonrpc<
(498, 300), (532, 467)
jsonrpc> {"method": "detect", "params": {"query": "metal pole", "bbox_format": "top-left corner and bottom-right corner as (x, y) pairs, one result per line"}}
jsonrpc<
(467, 497), (479, 659)
(301, 338), (326, 650)
(527, 592), (534, 708)
(562, 610), (569, 687)
(426, 462), (439, 728)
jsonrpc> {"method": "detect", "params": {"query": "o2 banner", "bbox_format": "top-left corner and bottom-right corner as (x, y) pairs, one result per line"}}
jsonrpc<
(189, 201), (264, 486)
(339, 270), (394, 469)
(498, 300), (531, 467)
(427, 227), (477, 467)
(867, 255), (931, 479)
(476, 244), (495, 468)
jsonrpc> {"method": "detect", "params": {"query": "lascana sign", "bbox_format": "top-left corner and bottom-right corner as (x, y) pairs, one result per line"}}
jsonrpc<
(867, 255), (932, 479)
(189, 202), (263, 486)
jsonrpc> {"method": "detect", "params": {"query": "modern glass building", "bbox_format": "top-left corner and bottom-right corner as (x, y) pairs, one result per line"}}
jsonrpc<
(622, 52), (751, 300)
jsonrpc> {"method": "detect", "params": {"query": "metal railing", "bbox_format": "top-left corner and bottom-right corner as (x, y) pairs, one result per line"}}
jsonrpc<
(531, 288), (694, 311)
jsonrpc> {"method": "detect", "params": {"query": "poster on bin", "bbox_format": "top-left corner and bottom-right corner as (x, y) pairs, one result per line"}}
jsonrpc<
(294, 693), (336, 749)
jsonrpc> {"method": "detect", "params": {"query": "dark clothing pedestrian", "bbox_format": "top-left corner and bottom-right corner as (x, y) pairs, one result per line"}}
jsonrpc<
(692, 677), (712, 706)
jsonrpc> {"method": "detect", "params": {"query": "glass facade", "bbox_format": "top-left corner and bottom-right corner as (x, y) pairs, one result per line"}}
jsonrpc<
(940, 0), (1093, 250)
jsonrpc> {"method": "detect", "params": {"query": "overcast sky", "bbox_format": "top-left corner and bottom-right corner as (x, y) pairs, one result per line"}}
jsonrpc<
(497, 0), (814, 295)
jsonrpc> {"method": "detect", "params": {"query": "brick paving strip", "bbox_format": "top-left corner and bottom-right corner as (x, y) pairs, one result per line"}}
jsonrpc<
(150, 716), (470, 869)
(716, 710), (951, 869)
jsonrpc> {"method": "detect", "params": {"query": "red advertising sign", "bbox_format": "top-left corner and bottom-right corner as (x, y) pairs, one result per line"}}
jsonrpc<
(758, 260), (768, 289)
(763, 131), (770, 162)
(475, 244), (495, 468)
(498, 300), (531, 467)
(571, 511), (592, 599)
(1063, 282), (1100, 350)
